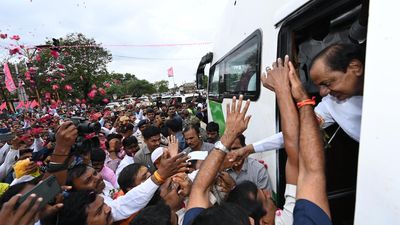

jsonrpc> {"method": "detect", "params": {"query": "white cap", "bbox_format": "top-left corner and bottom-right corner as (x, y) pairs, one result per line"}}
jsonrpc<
(187, 151), (208, 162)
(151, 147), (164, 163)
(10, 175), (36, 186)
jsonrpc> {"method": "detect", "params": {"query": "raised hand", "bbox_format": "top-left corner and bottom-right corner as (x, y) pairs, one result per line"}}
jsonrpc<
(54, 121), (78, 154)
(222, 95), (251, 148)
(288, 61), (309, 102)
(167, 135), (179, 157)
(261, 55), (291, 92)
(157, 151), (190, 180)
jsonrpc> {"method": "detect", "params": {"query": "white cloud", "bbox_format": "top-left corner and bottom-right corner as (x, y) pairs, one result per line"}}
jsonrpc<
(0, 0), (229, 86)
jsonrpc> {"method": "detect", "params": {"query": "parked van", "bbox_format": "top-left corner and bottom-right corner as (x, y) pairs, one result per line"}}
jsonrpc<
(195, 0), (399, 224)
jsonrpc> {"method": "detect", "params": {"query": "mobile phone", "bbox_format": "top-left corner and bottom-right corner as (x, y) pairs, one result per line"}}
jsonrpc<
(17, 175), (61, 209)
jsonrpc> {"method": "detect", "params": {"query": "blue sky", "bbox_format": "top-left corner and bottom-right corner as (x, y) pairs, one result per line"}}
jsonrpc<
(0, 0), (229, 87)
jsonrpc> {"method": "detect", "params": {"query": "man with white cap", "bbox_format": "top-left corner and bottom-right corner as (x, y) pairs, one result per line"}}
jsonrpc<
(150, 146), (165, 169)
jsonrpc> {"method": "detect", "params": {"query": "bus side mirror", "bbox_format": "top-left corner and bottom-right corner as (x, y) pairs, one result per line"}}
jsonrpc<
(196, 52), (213, 89)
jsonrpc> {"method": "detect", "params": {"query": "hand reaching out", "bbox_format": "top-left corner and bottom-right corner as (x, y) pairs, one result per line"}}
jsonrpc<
(167, 135), (179, 157)
(261, 56), (291, 93)
(222, 95), (251, 148)
(172, 173), (192, 197)
(216, 172), (236, 193)
(157, 151), (190, 179)
(288, 61), (309, 102)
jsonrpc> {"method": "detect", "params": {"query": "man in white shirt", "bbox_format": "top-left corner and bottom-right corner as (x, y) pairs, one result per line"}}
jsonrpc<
(229, 43), (365, 160)
(0, 134), (35, 181)
(66, 151), (190, 222)
(0, 142), (11, 165)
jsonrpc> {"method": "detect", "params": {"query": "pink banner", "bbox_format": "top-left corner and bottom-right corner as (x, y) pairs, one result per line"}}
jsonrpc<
(3, 63), (17, 92)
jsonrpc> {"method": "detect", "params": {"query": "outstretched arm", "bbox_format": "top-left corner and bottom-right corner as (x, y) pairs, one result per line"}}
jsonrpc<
(187, 95), (251, 210)
(264, 56), (299, 185)
(288, 61), (330, 217)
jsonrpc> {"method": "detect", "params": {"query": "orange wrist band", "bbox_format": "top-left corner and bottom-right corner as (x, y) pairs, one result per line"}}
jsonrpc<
(153, 170), (165, 184)
(297, 97), (316, 108)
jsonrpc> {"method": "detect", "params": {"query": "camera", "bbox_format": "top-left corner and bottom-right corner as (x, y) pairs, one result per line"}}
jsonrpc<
(69, 117), (101, 155)
(70, 117), (101, 135)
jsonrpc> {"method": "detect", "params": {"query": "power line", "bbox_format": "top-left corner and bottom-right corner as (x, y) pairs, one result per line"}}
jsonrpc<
(0, 41), (213, 50)
(113, 55), (199, 61)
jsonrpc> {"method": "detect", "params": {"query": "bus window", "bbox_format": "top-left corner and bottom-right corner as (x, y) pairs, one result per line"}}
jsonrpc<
(224, 41), (258, 93)
(209, 64), (222, 100)
(208, 30), (261, 101)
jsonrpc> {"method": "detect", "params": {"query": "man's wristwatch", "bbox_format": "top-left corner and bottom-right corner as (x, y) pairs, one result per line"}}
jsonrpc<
(214, 141), (229, 154)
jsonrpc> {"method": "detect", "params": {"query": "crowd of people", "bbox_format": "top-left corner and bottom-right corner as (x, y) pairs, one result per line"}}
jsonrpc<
(0, 41), (365, 225)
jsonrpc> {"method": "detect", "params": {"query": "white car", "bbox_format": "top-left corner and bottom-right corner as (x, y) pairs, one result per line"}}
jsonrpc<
(105, 102), (120, 109)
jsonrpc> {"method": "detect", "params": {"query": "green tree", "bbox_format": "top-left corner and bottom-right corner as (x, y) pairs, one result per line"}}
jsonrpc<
(127, 79), (156, 97)
(154, 80), (169, 93)
(31, 33), (112, 102)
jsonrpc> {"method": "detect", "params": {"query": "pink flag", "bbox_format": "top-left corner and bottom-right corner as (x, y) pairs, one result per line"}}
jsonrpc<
(30, 100), (39, 108)
(3, 63), (17, 93)
(0, 102), (6, 110)
(25, 101), (31, 108)
(167, 67), (174, 77)
(15, 101), (24, 109)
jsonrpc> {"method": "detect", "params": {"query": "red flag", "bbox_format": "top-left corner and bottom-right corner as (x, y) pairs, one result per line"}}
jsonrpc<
(30, 100), (39, 108)
(167, 67), (174, 77)
(3, 63), (17, 92)
(0, 102), (6, 110)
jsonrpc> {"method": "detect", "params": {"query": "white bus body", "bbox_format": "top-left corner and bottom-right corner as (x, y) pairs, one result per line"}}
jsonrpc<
(195, 0), (400, 224)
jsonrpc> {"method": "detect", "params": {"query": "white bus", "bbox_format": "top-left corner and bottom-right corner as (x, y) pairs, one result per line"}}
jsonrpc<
(195, 0), (399, 224)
